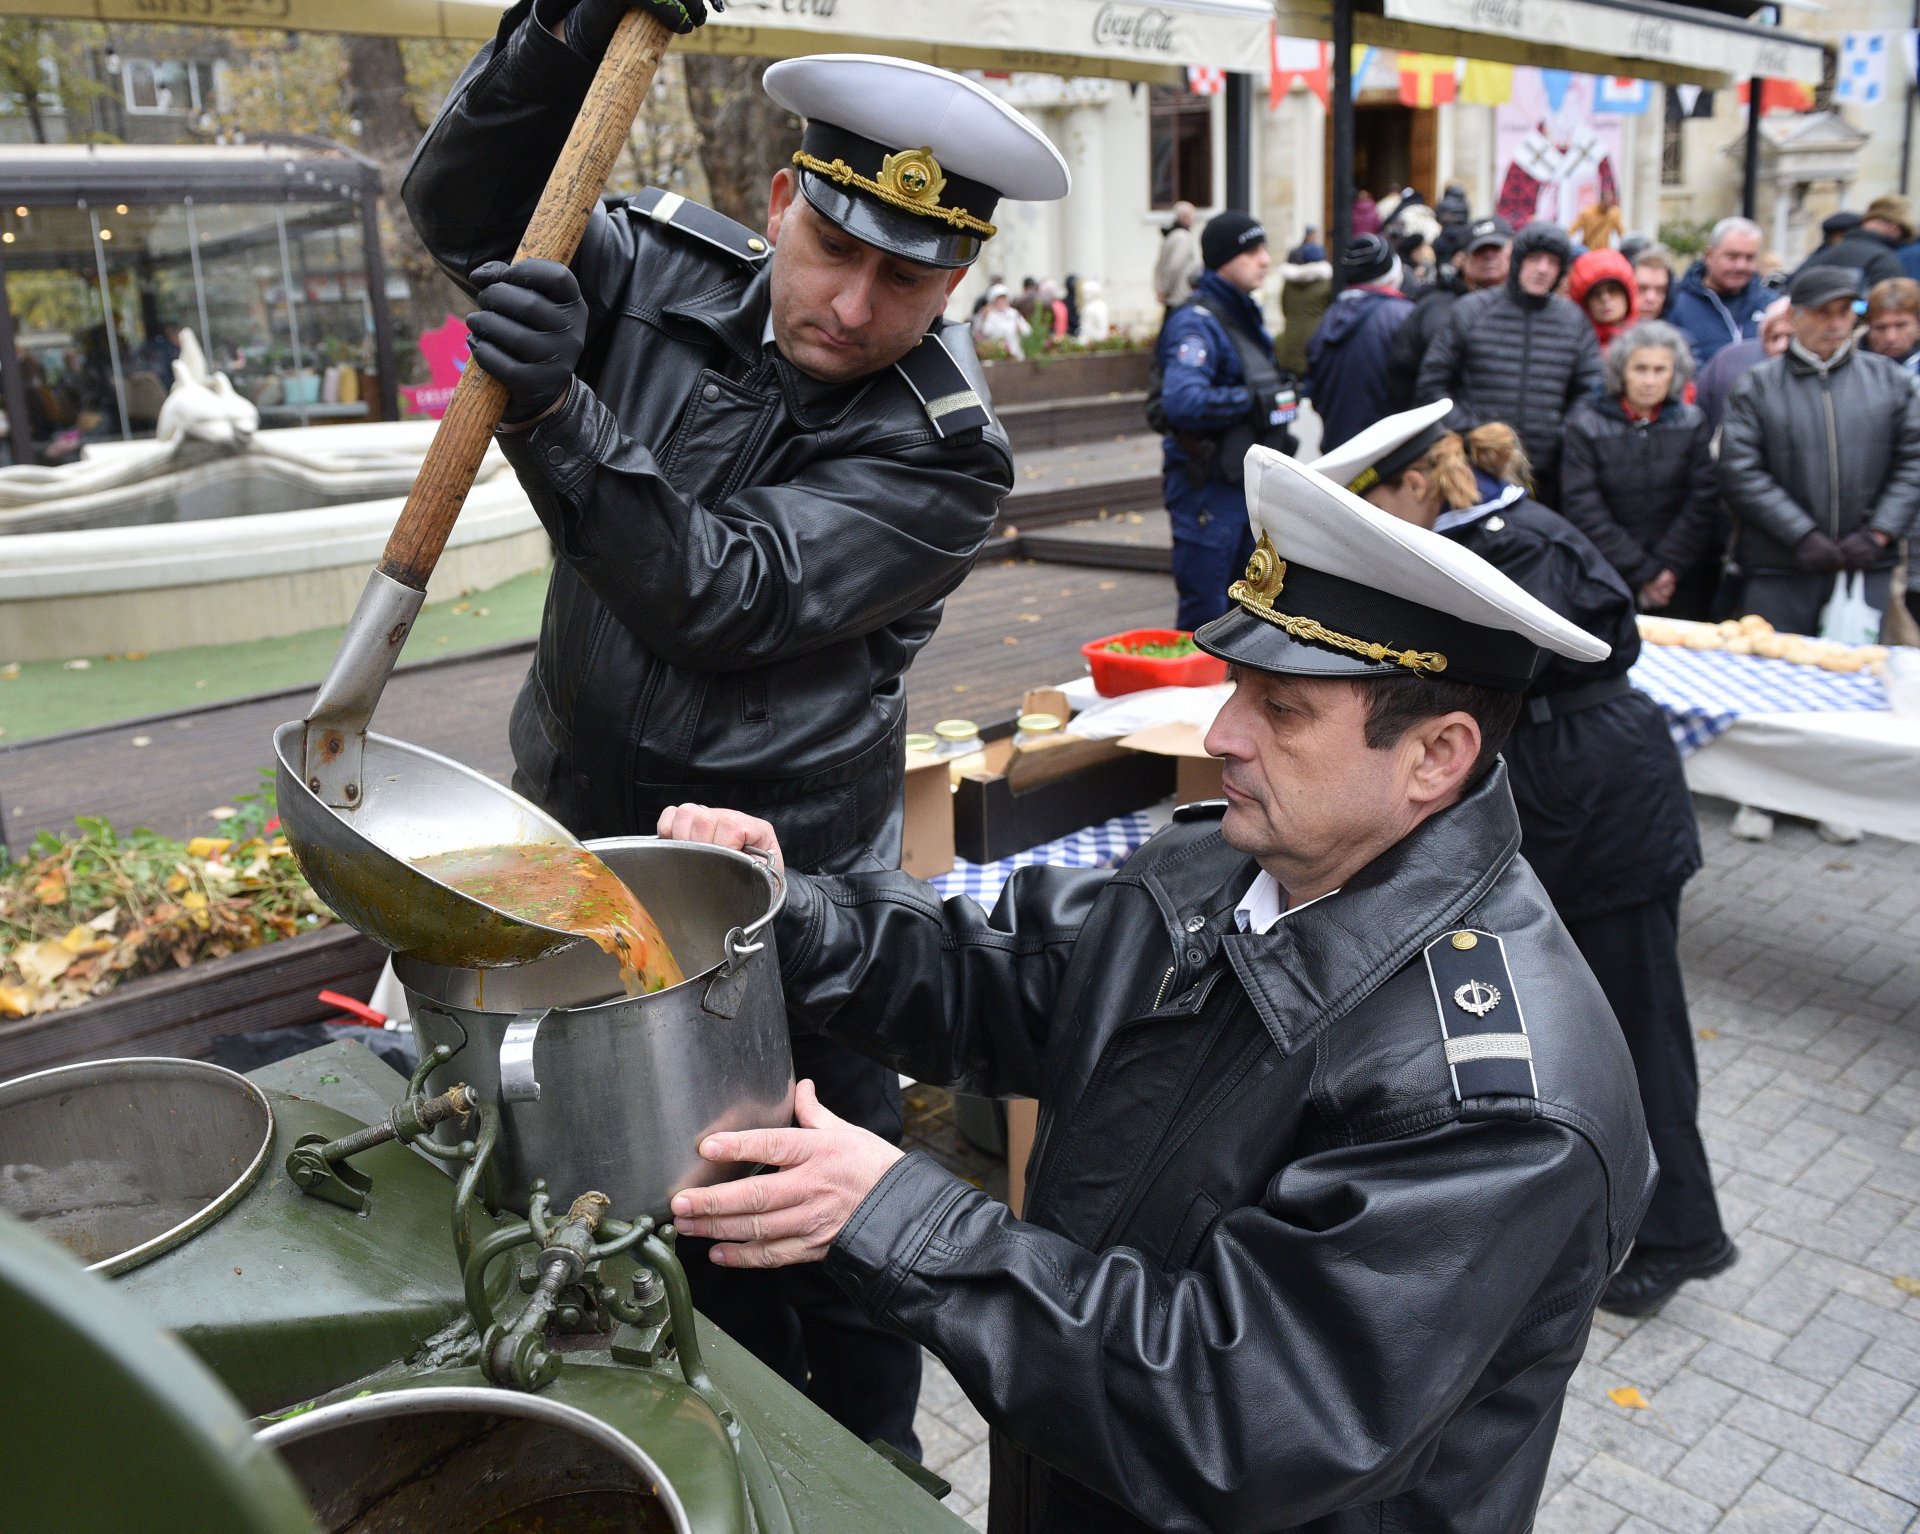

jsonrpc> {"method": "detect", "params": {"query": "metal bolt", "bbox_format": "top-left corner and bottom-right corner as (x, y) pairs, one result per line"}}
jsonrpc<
(1184, 915), (1206, 933)
(308, 777), (322, 793)
(343, 783), (359, 803)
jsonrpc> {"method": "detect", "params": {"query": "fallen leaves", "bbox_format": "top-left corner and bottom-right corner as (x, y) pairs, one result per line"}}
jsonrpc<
(1, 800), (331, 1019)
(1697, 1027), (1720, 1041)
(1894, 1275), (1920, 1298)
(1607, 1386), (1650, 1410)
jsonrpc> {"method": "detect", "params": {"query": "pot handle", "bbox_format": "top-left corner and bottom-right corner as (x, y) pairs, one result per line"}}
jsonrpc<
(498, 1008), (551, 1104)
(723, 844), (786, 972)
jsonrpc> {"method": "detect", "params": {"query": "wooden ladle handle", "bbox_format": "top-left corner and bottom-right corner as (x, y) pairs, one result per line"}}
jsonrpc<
(378, 9), (676, 590)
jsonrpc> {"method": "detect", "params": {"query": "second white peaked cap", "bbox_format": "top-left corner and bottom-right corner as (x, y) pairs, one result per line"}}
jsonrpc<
(1193, 445), (1610, 689)
(1307, 397), (1455, 495)
(764, 54), (1069, 267)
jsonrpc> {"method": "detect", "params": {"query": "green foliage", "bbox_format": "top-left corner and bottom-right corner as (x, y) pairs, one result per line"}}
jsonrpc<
(1101, 635), (1199, 658)
(1659, 218), (1713, 259)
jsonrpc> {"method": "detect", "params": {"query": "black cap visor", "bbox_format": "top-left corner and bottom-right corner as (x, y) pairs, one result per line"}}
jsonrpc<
(797, 170), (981, 269)
(1196, 606), (1406, 681)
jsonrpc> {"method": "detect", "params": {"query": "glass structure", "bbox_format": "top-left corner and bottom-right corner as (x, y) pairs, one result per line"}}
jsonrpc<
(0, 141), (396, 465)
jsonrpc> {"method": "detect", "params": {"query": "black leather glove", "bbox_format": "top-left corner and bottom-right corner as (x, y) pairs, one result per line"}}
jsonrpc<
(1836, 528), (1887, 571)
(467, 259), (590, 425)
(539, 0), (716, 59)
(1792, 529), (1847, 575)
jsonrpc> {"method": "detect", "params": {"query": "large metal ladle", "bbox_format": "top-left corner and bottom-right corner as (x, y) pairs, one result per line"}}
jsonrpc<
(274, 9), (676, 970)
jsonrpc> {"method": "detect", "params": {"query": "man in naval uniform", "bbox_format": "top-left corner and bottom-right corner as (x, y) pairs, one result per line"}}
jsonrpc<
(660, 447), (1656, 1533)
(403, 0), (1068, 1457)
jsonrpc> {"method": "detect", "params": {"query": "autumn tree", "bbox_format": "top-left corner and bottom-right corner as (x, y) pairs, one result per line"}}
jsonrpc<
(681, 55), (799, 231)
(0, 20), (109, 145)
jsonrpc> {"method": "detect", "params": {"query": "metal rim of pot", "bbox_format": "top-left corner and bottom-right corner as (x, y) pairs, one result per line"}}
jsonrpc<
(253, 1383), (695, 1534)
(0, 1056), (275, 1276)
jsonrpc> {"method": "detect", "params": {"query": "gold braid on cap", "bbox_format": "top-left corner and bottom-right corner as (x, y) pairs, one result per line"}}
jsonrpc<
(792, 147), (998, 239)
(1227, 535), (1449, 677)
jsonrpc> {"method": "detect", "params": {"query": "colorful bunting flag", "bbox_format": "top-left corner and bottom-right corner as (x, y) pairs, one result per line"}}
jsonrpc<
(1667, 83), (1715, 119)
(1736, 77), (1815, 114)
(1459, 59), (1515, 106)
(1271, 32), (1331, 110)
(1539, 69), (1574, 112)
(1397, 52), (1459, 109)
(1835, 32), (1889, 106)
(1596, 76), (1653, 115)
(1350, 45), (1378, 98)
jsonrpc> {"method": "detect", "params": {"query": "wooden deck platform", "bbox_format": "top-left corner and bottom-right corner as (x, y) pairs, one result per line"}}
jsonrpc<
(1022, 509), (1172, 572)
(0, 556), (1174, 848)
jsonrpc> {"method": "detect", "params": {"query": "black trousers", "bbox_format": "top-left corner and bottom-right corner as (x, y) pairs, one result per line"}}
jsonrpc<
(678, 801), (923, 1459)
(1565, 892), (1725, 1252)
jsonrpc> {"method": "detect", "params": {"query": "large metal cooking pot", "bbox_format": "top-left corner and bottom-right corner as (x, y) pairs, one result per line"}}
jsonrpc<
(396, 839), (790, 1220)
(257, 1385), (695, 1534)
(0, 1058), (273, 1275)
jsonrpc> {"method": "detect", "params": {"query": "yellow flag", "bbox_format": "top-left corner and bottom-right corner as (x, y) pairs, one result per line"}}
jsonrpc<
(1459, 59), (1515, 106)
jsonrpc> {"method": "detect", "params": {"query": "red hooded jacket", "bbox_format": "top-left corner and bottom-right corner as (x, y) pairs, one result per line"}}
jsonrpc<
(1568, 248), (1640, 351)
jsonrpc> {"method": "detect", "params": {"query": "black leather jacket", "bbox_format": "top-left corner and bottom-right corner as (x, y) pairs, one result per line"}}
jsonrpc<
(401, 4), (1014, 868)
(776, 768), (1654, 1533)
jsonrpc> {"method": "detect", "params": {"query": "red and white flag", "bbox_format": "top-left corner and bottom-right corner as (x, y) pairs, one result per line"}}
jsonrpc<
(1270, 33), (1331, 110)
(1187, 65), (1226, 95)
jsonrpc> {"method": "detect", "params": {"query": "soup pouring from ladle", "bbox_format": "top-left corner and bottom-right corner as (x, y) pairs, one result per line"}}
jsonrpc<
(274, 8), (680, 971)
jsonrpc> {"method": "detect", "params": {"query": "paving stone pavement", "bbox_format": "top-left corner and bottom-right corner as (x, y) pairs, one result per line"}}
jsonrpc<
(905, 796), (1920, 1532)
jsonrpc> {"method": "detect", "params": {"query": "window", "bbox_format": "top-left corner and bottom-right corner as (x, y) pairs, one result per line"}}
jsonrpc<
(1149, 84), (1213, 210)
(1662, 114), (1684, 187)
(123, 58), (225, 116)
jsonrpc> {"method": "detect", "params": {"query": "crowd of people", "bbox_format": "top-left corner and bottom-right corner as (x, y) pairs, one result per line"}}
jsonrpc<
(971, 271), (1110, 357)
(1154, 189), (1920, 668)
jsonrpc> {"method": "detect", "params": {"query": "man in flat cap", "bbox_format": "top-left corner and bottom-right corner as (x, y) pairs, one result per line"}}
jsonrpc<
(403, 0), (1068, 1455)
(660, 446), (1654, 1533)
(1721, 263), (1920, 643)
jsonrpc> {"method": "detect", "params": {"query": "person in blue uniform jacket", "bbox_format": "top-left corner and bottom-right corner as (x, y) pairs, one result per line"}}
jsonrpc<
(1154, 211), (1297, 630)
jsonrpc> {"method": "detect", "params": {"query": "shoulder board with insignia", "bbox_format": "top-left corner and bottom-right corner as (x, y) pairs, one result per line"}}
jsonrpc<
(1422, 928), (1538, 1106)
(627, 187), (770, 266)
(1173, 799), (1228, 822)
(893, 330), (993, 440)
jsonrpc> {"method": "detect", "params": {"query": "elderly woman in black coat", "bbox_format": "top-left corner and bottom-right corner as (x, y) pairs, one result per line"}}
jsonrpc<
(1560, 320), (1724, 620)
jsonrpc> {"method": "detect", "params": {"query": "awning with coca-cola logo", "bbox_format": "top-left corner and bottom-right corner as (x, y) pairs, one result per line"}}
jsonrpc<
(15, 0), (1274, 81)
(1272, 0), (1826, 86)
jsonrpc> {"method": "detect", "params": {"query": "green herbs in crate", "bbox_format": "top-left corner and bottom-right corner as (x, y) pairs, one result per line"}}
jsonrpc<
(1100, 634), (1199, 659)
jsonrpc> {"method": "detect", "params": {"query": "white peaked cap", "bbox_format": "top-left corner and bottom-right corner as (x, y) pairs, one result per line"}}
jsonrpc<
(1194, 445), (1610, 690)
(1257, 446), (1609, 664)
(764, 55), (1070, 202)
(1307, 397), (1455, 492)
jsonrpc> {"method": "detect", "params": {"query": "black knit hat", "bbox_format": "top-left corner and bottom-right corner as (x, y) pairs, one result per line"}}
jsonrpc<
(1202, 210), (1268, 270)
(1341, 233), (1395, 285)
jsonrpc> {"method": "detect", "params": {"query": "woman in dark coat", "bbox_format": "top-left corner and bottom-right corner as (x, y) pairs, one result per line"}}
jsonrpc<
(1560, 320), (1724, 620)
(1313, 401), (1731, 1318)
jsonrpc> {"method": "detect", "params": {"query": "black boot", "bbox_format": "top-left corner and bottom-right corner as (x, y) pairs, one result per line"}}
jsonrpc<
(1600, 1235), (1738, 1317)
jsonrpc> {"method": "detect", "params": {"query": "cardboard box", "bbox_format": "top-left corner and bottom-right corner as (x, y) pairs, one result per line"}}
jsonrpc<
(953, 691), (1173, 864)
(900, 748), (955, 879)
(1119, 721), (1224, 804)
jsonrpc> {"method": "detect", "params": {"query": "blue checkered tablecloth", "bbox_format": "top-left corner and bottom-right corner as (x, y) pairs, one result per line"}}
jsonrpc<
(929, 811), (1157, 910)
(1628, 641), (1889, 756)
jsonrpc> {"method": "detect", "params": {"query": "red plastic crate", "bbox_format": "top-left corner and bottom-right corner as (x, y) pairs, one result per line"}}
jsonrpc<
(1080, 628), (1228, 697)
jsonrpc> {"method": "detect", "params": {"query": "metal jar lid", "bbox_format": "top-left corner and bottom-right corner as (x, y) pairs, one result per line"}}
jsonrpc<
(903, 732), (938, 753)
(932, 719), (980, 741)
(1015, 712), (1063, 734)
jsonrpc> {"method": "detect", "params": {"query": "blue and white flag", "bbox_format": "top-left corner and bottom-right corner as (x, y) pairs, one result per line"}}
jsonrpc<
(1835, 31), (1889, 106)
(1596, 75), (1653, 115)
